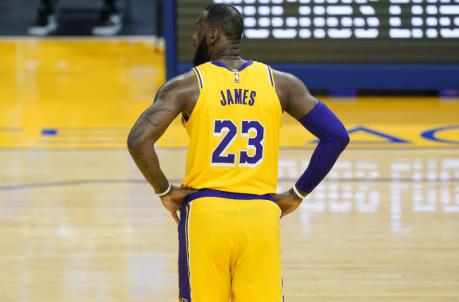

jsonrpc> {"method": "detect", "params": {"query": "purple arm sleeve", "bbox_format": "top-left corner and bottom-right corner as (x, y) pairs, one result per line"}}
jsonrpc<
(295, 102), (350, 194)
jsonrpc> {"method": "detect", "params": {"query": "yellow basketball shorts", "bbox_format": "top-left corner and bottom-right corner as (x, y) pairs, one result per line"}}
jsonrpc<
(178, 189), (283, 302)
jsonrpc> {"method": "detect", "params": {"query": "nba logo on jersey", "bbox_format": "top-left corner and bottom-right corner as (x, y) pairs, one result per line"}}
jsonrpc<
(181, 299), (188, 302)
(234, 72), (240, 84)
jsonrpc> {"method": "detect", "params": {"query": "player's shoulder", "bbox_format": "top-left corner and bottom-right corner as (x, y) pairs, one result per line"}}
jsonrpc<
(269, 68), (307, 97)
(155, 70), (200, 107)
(270, 68), (302, 87)
(248, 60), (274, 72)
(160, 70), (198, 94)
(248, 60), (304, 89)
(169, 70), (196, 86)
(191, 61), (213, 72)
(266, 67), (312, 111)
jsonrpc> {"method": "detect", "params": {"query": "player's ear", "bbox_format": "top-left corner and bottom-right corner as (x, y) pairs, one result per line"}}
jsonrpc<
(207, 27), (219, 45)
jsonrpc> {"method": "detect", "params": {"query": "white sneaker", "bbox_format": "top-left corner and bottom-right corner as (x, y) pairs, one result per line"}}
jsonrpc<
(28, 11), (57, 36)
(92, 10), (122, 36)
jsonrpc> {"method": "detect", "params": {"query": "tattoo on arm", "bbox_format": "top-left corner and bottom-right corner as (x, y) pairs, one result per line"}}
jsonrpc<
(142, 107), (172, 127)
(143, 116), (159, 127)
(139, 80), (179, 128)
(127, 76), (186, 194)
(156, 79), (180, 98)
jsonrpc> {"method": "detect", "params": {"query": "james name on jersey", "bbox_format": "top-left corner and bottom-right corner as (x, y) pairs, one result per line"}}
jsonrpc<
(219, 89), (257, 106)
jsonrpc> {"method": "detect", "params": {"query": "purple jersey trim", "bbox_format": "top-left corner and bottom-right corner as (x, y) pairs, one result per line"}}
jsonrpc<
(211, 60), (253, 72)
(267, 66), (274, 87)
(178, 203), (192, 301)
(185, 189), (275, 204)
(192, 67), (203, 89)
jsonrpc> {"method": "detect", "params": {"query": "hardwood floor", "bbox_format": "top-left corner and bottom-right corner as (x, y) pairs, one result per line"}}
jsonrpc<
(1, 149), (458, 301)
(0, 38), (458, 301)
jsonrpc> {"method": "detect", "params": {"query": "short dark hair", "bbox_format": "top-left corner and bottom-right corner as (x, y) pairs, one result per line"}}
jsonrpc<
(205, 4), (244, 41)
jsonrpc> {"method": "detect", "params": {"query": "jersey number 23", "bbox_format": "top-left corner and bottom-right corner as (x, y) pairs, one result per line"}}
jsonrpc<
(211, 120), (264, 167)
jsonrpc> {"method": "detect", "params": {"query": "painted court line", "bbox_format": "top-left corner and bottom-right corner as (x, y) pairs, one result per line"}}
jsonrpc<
(1, 178), (458, 192)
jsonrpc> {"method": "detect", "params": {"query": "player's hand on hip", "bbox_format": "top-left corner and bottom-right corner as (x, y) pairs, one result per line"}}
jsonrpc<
(272, 189), (305, 218)
(159, 185), (197, 224)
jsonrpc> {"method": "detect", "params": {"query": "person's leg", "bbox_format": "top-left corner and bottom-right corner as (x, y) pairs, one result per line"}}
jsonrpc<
(92, 0), (122, 36)
(28, 0), (58, 35)
(40, 0), (56, 14)
(104, 0), (116, 12)
(179, 198), (233, 302)
(155, 0), (163, 37)
(232, 200), (284, 302)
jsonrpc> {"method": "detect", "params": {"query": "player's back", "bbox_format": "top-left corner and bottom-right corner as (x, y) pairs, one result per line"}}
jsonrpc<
(182, 60), (282, 195)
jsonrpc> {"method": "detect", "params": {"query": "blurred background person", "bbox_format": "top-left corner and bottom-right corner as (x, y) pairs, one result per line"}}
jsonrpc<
(28, 0), (123, 36)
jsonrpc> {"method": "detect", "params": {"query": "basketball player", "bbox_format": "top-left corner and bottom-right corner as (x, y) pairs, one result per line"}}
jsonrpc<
(127, 4), (349, 302)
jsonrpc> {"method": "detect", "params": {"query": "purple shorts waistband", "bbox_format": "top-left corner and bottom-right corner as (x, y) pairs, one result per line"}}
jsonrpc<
(185, 189), (275, 204)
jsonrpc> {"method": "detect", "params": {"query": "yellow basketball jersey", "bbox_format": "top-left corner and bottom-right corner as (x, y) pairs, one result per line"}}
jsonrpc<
(181, 60), (282, 195)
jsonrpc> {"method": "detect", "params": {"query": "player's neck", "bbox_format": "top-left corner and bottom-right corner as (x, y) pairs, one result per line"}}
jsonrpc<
(210, 42), (245, 69)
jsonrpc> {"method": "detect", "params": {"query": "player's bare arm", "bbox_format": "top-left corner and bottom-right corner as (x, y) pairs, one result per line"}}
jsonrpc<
(127, 71), (199, 223)
(274, 70), (318, 119)
(272, 70), (350, 217)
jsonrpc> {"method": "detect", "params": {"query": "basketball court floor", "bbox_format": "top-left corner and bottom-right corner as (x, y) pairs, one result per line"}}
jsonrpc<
(0, 38), (458, 301)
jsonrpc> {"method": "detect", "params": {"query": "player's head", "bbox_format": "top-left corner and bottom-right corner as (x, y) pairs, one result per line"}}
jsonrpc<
(192, 4), (244, 66)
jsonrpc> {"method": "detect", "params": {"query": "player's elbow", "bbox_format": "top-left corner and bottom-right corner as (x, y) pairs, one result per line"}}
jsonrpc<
(334, 129), (350, 150)
(127, 129), (146, 152)
(126, 133), (138, 152)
